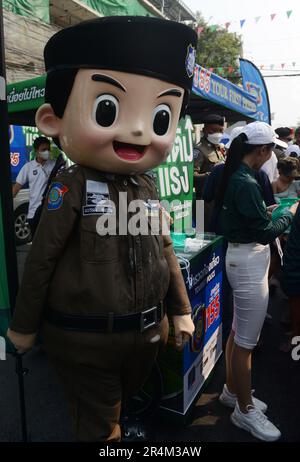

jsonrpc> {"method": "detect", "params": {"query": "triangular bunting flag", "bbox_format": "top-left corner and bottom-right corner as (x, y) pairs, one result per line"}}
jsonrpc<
(287, 10), (293, 19)
(210, 25), (218, 32)
(260, 65), (264, 70)
(209, 67), (214, 72)
(240, 19), (246, 28)
(228, 67), (234, 74)
(255, 16), (261, 23)
(281, 63), (285, 69)
(197, 26), (204, 36)
(271, 14), (276, 21)
(225, 22), (231, 30)
(292, 62), (296, 67)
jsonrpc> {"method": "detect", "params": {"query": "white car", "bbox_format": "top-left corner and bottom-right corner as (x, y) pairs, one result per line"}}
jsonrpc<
(13, 188), (31, 245)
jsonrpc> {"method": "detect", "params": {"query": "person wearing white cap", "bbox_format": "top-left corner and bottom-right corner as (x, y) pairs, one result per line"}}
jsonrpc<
(216, 121), (299, 441)
(284, 144), (300, 158)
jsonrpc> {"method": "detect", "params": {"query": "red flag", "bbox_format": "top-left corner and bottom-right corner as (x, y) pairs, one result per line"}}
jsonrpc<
(197, 26), (204, 37)
(271, 14), (276, 21)
(281, 63), (285, 69)
(228, 67), (234, 74)
(225, 22), (231, 30)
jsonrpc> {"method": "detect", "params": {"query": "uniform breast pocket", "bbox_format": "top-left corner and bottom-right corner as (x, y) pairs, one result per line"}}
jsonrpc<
(80, 219), (121, 263)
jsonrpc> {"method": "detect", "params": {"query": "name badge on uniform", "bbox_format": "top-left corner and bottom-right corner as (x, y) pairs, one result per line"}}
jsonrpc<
(83, 180), (113, 215)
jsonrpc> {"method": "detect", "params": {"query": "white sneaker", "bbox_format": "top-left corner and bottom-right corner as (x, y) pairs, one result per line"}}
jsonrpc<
(219, 384), (268, 413)
(231, 403), (281, 442)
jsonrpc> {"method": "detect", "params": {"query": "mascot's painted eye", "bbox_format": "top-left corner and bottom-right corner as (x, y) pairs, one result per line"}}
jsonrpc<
(153, 104), (171, 136)
(93, 94), (119, 127)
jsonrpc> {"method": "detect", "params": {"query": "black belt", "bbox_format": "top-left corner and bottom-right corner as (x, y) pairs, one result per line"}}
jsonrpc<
(45, 302), (164, 333)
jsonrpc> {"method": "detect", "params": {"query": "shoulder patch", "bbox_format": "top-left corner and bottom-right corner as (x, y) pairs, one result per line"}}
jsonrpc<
(47, 182), (69, 210)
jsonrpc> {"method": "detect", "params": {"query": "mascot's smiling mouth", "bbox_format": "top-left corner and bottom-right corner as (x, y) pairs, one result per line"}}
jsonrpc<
(113, 141), (147, 161)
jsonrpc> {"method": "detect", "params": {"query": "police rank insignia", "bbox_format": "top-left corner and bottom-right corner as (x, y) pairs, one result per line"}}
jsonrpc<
(185, 44), (196, 78)
(47, 182), (69, 210)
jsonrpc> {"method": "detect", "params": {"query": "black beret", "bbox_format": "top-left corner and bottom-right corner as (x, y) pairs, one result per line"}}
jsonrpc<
(44, 16), (197, 92)
(203, 114), (225, 126)
(275, 127), (292, 138)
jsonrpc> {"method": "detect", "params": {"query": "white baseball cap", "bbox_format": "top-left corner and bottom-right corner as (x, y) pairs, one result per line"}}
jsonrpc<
(225, 126), (245, 149)
(242, 121), (287, 148)
(285, 144), (300, 157)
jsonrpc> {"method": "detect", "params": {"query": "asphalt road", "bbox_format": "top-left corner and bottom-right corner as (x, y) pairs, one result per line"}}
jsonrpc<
(0, 244), (299, 442)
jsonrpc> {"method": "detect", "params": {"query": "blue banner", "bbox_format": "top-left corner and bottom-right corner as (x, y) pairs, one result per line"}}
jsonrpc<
(181, 243), (223, 375)
(192, 64), (257, 120)
(239, 58), (271, 124)
(9, 125), (29, 182)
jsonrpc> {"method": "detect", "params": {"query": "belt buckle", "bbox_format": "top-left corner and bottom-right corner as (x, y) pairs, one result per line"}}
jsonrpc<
(140, 306), (158, 333)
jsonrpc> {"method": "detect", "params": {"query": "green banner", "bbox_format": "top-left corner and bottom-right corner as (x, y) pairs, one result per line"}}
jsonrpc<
(7, 75), (46, 115)
(153, 116), (194, 233)
(81, 0), (156, 17)
(3, 0), (50, 23)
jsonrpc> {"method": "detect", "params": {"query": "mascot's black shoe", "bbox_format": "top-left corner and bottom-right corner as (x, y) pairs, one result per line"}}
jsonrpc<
(121, 416), (153, 442)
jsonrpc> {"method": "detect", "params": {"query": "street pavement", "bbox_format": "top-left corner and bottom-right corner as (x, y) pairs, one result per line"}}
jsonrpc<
(0, 244), (299, 442)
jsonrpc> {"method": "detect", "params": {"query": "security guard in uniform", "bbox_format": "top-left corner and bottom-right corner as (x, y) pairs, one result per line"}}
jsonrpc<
(194, 114), (226, 230)
(194, 114), (226, 177)
(7, 17), (197, 441)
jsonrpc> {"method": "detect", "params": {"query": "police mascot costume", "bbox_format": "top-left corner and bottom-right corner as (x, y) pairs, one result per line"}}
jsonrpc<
(8, 16), (197, 441)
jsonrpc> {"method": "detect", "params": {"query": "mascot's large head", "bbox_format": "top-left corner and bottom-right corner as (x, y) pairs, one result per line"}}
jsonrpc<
(36, 16), (197, 175)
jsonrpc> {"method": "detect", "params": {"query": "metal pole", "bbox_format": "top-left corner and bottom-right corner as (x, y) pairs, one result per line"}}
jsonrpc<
(0, 1), (28, 442)
(0, 0), (19, 309)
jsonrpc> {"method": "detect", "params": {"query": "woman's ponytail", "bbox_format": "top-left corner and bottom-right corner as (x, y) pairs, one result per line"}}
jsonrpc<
(215, 133), (249, 206)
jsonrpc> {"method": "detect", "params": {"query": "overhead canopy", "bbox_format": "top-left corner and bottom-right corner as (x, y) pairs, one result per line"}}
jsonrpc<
(7, 64), (259, 126)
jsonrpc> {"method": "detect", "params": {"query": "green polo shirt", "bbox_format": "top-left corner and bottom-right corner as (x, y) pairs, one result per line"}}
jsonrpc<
(220, 163), (293, 245)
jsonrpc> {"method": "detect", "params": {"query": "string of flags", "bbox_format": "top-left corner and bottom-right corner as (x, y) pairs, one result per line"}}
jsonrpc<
(205, 63), (300, 77)
(197, 9), (294, 36)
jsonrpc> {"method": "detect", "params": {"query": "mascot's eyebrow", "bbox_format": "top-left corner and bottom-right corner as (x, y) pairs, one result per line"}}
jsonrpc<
(91, 74), (126, 92)
(157, 89), (182, 98)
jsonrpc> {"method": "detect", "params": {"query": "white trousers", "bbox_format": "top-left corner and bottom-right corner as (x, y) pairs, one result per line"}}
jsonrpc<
(226, 242), (271, 350)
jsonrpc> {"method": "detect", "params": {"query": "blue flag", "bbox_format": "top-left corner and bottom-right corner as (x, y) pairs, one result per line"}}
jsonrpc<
(239, 58), (271, 124)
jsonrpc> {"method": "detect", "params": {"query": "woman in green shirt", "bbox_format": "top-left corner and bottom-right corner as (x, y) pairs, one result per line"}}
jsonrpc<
(216, 122), (298, 441)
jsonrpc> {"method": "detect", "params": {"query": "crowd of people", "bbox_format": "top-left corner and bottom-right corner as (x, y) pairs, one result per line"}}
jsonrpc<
(194, 117), (300, 441)
(11, 119), (300, 442)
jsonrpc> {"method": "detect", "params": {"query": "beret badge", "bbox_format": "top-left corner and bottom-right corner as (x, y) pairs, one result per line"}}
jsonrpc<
(185, 44), (196, 78)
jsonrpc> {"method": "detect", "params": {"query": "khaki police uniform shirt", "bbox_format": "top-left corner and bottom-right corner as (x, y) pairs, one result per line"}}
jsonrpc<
(194, 137), (225, 175)
(11, 165), (191, 334)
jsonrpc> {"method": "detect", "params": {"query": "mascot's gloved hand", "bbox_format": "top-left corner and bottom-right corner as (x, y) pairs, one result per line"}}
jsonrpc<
(172, 314), (195, 351)
(6, 328), (36, 354)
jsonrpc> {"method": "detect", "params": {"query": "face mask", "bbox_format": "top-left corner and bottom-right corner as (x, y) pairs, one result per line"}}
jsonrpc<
(207, 133), (223, 145)
(39, 150), (50, 160)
